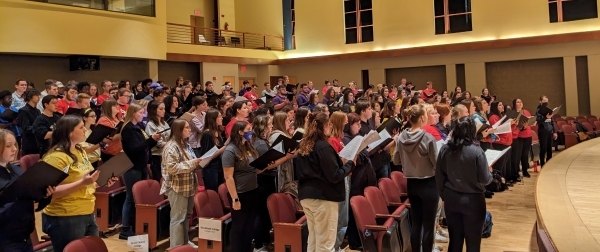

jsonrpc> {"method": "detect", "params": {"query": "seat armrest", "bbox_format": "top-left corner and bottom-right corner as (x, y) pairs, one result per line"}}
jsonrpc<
(376, 213), (401, 219)
(219, 213), (232, 222)
(400, 192), (407, 196)
(294, 215), (307, 225)
(364, 224), (388, 231)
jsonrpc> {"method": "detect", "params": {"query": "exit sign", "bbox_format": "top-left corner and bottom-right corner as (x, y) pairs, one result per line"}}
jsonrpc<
(194, 10), (201, 16)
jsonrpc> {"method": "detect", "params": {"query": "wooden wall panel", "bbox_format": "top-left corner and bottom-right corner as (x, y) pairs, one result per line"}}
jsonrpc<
(385, 65), (447, 92)
(158, 61), (201, 86)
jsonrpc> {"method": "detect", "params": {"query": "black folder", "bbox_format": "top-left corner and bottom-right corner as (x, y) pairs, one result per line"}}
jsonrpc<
(65, 107), (83, 116)
(0, 109), (17, 122)
(271, 134), (299, 151)
(0, 161), (68, 201)
(291, 131), (303, 141)
(504, 109), (520, 120)
(538, 106), (553, 116)
(250, 148), (286, 170)
(86, 124), (119, 145)
(377, 117), (402, 134)
(94, 152), (134, 187)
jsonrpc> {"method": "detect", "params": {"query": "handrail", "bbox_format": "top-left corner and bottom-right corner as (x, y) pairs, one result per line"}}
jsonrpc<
(167, 23), (284, 51)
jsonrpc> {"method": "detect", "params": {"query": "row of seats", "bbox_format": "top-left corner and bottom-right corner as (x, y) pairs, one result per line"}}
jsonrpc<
(60, 235), (197, 252)
(553, 115), (598, 149)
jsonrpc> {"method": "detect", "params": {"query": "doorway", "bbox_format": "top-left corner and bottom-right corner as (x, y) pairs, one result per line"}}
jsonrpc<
(239, 78), (255, 91)
(190, 15), (206, 44)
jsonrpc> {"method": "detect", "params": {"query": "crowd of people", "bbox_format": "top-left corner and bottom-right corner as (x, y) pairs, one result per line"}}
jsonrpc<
(0, 75), (559, 252)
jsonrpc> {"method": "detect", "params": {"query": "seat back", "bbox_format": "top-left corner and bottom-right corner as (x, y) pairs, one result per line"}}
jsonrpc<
(587, 115), (598, 119)
(218, 183), (230, 210)
(363, 186), (389, 215)
(63, 236), (108, 252)
(170, 245), (198, 252)
(561, 124), (575, 134)
(132, 180), (164, 205)
(557, 121), (567, 129)
(588, 117), (598, 124)
(594, 121), (600, 131)
(378, 178), (402, 205)
(390, 171), (408, 195)
(19, 154), (39, 171)
(582, 122), (595, 132)
(267, 193), (298, 224)
(193, 190), (225, 219)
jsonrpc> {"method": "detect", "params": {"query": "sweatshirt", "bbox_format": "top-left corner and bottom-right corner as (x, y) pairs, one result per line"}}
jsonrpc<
(436, 143), (493, 196)
(395, 129), (437, 178)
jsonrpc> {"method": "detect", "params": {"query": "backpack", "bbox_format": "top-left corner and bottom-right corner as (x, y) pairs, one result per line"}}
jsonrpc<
(486, 170), (508, 192)
(482, 211), (493, 238)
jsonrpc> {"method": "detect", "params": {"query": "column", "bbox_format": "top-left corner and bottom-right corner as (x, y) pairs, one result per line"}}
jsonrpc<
(148, 60), (158, 81)
(464, 62), (486, 94)
(445, 64), (457, 93)
(563, 56), (578, 116)
(369, 68), (385, 85)
(588, 55), (600, 115)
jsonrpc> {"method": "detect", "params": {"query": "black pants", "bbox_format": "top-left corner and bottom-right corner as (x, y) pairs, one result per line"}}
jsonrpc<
(514, 137), (532, 175)
(407, 177), (439, 252)
(347, 204), (361, 248)
(254, 175), (276, 249)
(443, 189), (486, 252)
(0, 238), (33, 252)
(538, 131), (553, 166)
(150, 155), (162, 182)
(492, 143), (512, 180)
(229, 188), (260, 252)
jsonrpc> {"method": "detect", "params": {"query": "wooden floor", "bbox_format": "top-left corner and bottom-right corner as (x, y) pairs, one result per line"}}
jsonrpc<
(35, 166), (543, 252)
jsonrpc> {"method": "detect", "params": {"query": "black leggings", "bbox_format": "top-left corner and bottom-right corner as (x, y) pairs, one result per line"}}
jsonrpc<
(150, 155), (162, 182)
(538, 131), (553, 166)
(254, 175), (276, 249)
(443, 189), (486, 252)
(511, 137), (532, 176)
(407, 177), (439, 252)
(228, 188), (260, 252)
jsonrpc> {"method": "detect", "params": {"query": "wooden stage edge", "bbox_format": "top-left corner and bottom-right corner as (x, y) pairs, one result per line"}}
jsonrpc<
(535, 138), (600, 251)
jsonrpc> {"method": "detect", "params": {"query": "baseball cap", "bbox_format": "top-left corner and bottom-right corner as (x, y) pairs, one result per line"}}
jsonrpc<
(149, 83), (163, 90)
(222, 85), (231, 91)
(55, 81), (64, 88)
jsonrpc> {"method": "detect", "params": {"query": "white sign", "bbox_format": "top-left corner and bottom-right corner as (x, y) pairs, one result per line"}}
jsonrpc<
(198, 218), (222, 242)
(127, 234), (149, 252)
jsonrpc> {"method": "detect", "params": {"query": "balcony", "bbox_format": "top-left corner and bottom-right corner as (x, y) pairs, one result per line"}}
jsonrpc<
(167, 23), (284, 51)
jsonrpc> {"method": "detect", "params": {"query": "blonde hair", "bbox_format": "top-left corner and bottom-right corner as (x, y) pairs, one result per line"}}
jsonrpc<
(271, 111), (290, 137)
(402, 104), (426, 125)
(0, 129), (16, 162)
(167, 119), (190, 160)
(451, 104), (467, 120)
(329, 111), (347, 139)
(120, 103), (144, 134)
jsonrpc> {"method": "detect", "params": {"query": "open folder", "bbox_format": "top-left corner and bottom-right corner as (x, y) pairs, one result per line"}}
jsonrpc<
(377, 117), (403, 134)
(250, 142), (286, 170)
(367, 130), (393, 155)
(0, 162), (68, 201)
(95, 152), (134, 187)
(485, 147), (511, 167)
(271, 134), (300, 151)
(339, 130), (381, 161)
(86, 124), (120, 145)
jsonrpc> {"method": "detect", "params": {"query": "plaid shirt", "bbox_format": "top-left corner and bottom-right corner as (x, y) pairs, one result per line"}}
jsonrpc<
(160, 141), (198, 197)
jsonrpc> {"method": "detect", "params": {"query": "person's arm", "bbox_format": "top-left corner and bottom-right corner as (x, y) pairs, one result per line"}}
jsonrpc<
(428, 138), (438, 167)
(163, 144), (200, 175)
(476, 150), (493, 186)
(221, 148), (241, 210)
(33, 117), (51, 141)
(273, 101), (287, 110)
(435, 147), (447, 197)
(317, 145), (354, 183)
(45, 156), (100, 199)
(121, 124), (158, 152)
(145, 122), (167, 148)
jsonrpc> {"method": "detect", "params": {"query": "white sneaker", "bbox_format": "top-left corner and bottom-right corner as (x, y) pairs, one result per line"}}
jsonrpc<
(188, 241), (198, 249)
(435, 232), (448, 243)
(253, 247), (268, 252)
(438, 228), (449, 238)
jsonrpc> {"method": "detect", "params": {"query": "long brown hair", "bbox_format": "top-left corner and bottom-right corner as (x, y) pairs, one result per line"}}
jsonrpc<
(228, 121), (258, 164)
(298, 112), (329, 156)
(329, 111), (346, 139)
(167, 119), (191, 160)
(203, 109), (222, 145)
(101, 99), (118, 121)
(271, 111), (290, 137)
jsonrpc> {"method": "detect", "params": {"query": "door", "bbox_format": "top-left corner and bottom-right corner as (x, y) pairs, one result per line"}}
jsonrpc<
(270, 76), (283, 87)
(223, 76), (236, 91)
(288, 76), (297, 85)
(190, 15), (205, 44)
(239, 78), (255, 91)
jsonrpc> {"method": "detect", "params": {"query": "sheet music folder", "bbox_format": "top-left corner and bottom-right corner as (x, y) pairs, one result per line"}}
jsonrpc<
(86, 124), (119, 145)
(250, 148), (286, 170)
(0, 161), (68, 201)
(271, 134), (300, 151)
(94, 152), (134, 187)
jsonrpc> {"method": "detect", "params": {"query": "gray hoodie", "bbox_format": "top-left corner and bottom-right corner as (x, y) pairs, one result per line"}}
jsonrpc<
(393, 129), (437, 178)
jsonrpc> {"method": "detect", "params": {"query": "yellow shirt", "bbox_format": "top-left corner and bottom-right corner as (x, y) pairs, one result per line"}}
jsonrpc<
(81, 130), (100, 163)
(382, 117), (396, 159)
(43, 147), (96, 216)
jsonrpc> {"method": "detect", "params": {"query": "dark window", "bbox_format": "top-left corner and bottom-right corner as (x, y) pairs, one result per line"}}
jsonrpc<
(344, 0), (374, 44)
(291, 0), (296, 49)
(434, 0), (472, 35)
(549, 0), (598, 23)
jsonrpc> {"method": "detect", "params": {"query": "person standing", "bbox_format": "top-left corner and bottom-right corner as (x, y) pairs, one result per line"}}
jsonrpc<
(535, 95), (557, 167)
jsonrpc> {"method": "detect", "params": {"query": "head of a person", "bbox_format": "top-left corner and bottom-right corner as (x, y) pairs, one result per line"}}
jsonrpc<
(168, 119), (191, 152)
(474, 98), (489, 113)
(15, 79), (27, 94)
(435, 104), (451, 124)
(252, 115), (272, 141)
(81, 108), (97, 127)
(232, 101), (249, 118)
(490, 101), (503, 117)
(345, 113), (361, 136)
(294, 106), (311, 130)
(49, 115), (86, 163)
(297, 112), (330, 156)
(329, 111), (347, 138)
(424, 104), (439, 125)
(147, 100), (165, 125)
(272, 111), (291, 136)
(0, 129), (17, 164)
(230, 121), (257, 163)
(460, 99), (475, 115)
(101, 99), (119, 120)
(123, 103), (145, 127)
(403, 104), (428, 127)
(513, 98), (524, 111)
(0, 90), (12, 108)
(451, 104), (468, 121)
(355, 100), (372, 121)
(448, 116), (476, 150)
(24, 89), (41, 105)
(313, 103), (329, 116)
(42, 95), (58, 113)
(117, 88), (130, 105)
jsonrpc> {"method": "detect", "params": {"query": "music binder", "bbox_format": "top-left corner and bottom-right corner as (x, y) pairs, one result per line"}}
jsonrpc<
(94, 152), (134, 187)
(271, 134), (300, 151)
(249, 142), (286, 170)
(339, 131), (380, 161)
(86, 124), (119, 145)
(367, 130), (393, 155)
(539, 105), (561, 117)
(485, 147), (511, 167)
(291, 131), (303, 141)
(65, 107), (83, 116)
(377, 117), (402, 134)
(0, 109), (17, 122)
(0, 161), (68, 201)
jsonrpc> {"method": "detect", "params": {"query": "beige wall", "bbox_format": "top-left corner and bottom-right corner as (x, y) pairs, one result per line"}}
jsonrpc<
(563, 57), (579, 116)
(235, 0), (283, 36)
(588, 55), (600, 116)
(218, 0), (235, 30)
(0, 0), (167, 60)
(286, 0), (600, 59)
(158, 61), (201, 85)
(201, 62), (239, 92)
(239, 65), (257, 78)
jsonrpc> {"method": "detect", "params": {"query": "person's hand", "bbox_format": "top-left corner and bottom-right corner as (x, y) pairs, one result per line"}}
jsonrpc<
(264, 161), (277, 171)
(511, 119), (517, 125)
(546, 113), (552, 119)
(193, 158), (202, 166)
(105, 177), (119, 187)
(45, 186), (55, 198)
(152, 132), (161, 141)
(81, 170), (100, 185)
(489, 166), (493, 172)
(232, 201), (241, 210)
(553, 133), (558, 140)
(102, 137), (111, 144)
(481, 129), (491, 139)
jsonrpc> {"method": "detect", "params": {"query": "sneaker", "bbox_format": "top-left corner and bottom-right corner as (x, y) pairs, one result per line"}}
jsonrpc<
(435, 232), (448, 243)
(437, 228), (449, 238)
(253, 247), (268, 252)
(188, 241), (198, 249)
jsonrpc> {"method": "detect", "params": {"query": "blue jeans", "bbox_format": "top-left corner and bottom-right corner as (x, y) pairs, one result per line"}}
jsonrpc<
(122, 168), (147, 229)
(42, 213), (98, 252)
(0, 238), (33, 252)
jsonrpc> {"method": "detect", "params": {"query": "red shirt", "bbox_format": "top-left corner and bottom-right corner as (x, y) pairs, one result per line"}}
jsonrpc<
(489, 114), (514, 146)
(322, 86), (330, 95)
(422, 125), (442, 141)
(225, 118), (251, 138)
(515, 110), (532, 139)
(118, 103), (129, 118)
(97, 93), (111, 106)
(243, 91), (258, 111)
(421, 88), (437, 102)
(56, 99), (77, 115)
(327, 137), (344, 153)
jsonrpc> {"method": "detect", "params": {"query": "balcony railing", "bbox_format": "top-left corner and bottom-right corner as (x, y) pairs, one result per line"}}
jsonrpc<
(167, 23), (284, 51)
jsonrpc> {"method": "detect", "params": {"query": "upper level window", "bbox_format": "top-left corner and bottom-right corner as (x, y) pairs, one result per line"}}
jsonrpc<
(30, 0), (155, 17)
(291, 0), (296, 49)
(549, 0), (598, 23)
(434, 0), (472, 35)
(344, 0), (374, 44)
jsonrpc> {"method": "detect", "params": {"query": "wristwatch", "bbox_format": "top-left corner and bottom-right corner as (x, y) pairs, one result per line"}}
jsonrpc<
(234, 198), (240, 203)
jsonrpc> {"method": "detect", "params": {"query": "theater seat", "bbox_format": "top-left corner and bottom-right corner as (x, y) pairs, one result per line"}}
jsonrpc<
(194, 190), (232, 251)
(561, 124), (579, 149)
(378, 178), (409, 208)
(217, 183), (230, 211)
(132, 180), (170, 249)
(390, 171), (409, 202)
(364, 186), (410, 252)
(94, 176), (126, 234)
(267, 193), (308, 252)
(30, 225), (52, 251)
(350, 196), (401, 252)
(170, 245), (198, 252)
(530, 131), (540, 163)
(19, 154), (39, 171)
(63, 236), (108, 252)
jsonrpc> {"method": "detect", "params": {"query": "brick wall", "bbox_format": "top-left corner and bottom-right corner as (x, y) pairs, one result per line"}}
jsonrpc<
(385, 65), (447, 92)
(485, 58), (565, 115)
